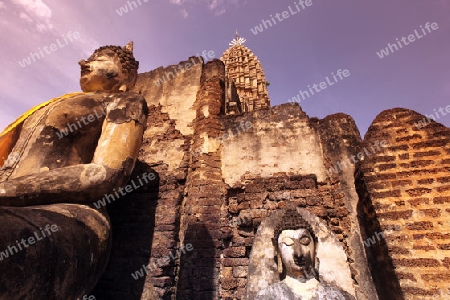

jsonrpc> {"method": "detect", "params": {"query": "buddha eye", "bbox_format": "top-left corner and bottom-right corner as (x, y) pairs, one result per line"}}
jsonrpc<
(282, 237), (294, 246)
(300, 236), (311, 245)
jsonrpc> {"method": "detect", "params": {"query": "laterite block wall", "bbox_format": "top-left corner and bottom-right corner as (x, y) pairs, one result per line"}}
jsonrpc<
(357, 108), (450, 299)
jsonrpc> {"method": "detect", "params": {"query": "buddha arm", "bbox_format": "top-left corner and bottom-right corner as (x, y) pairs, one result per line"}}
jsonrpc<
(0, 93), (148, 207)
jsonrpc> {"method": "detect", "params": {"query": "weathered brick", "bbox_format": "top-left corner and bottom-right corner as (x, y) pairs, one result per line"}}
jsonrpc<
(425, 233), (450, 240)
(410, 160), (434, 168)
(419, 209), (441, 217)
(377, 163), (397, 171)
(372, 155), (396, 163)
(364, 173), (397, 183)
(232, 266), (247, 278)
(433, 196), (450, 204)
(409, 198), (429, 206)
(388, 145), (409, 151)
(396, 134), (422, 142)
(412, 140), (449, 149)
(413, 150), (441, 158)
(413, 245), (436, 251)
(378, 210), (413, 220)
(372, 190), (402, 198)
(223, 247), (246, 258)
(436, 185), (450, 192)
(221, 267), (233, 279)
(437, 176), (450, 183)
(391, 180), (413, 187)
(443, 257), (450, 269)
(402, 287), (439, 296)
(245, 183), (265, 193)
(396, 272), (417, 282)
(405, 188), (432, 197)
(421, 273), (450, 281)
(246, 192), (267, 208)
(222, 258), (249, 267)
(417, 178), (434, 184)
(405, 222), (433, 230)
(393, 258), (441, 267)
(388, 246), (410, 255)
(398, 168), (446, 177)
(438, 244), (450, 250)
(399, 153), (409, 160)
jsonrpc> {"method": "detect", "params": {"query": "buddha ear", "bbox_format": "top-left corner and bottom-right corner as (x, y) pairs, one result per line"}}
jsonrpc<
(314, 257), (320, 279)
(124, 41), (133, 53)
(277, 252), (283, 275)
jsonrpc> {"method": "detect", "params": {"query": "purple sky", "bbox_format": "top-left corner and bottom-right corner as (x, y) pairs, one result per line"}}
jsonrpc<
(0, 0), (449, 136)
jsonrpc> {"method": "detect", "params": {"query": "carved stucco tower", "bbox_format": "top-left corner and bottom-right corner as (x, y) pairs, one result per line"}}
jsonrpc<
(221, 32), (270, 114)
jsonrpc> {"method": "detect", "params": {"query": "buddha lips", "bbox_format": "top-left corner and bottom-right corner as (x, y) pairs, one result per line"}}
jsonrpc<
(294, 255), (306, 267)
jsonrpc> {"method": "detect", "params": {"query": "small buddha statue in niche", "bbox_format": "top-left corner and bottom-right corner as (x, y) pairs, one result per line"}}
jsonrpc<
(255, 210), (355, 300)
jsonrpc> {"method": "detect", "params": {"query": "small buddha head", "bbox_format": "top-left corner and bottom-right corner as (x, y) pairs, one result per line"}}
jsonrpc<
(79, 41), (139, 92)
(274, 209), (318, 282)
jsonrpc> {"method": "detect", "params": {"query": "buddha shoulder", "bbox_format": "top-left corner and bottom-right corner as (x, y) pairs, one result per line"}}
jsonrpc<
(44, 92), (147, 130)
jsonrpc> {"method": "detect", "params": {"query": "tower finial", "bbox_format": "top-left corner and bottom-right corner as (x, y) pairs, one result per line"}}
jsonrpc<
(229, 31), (246, 46)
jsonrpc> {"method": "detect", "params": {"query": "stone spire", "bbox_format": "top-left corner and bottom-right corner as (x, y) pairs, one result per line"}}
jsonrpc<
(220, 32), (270, 113)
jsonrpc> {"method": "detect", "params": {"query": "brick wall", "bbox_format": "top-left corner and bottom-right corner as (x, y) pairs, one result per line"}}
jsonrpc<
(357, 108), (450, 299)
(218, 106), (376, 299)
(317, 113), (379, 299)
(176, 59), (228, 299)
(91, 57), (383, 299)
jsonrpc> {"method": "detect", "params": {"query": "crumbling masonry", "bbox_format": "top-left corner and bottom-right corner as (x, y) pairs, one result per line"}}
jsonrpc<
(90, 48), (450, 299)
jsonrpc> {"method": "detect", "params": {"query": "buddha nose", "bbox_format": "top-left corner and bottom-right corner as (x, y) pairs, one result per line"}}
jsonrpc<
(293, 241), (304, 255)
(78, 59), (88, 67)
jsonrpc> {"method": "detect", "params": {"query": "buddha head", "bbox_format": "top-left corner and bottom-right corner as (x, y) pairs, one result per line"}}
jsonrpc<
(79, 41), (139, 92)
(274, 209), (318, 282)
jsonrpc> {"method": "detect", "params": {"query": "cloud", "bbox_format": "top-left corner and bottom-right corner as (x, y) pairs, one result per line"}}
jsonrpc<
(19, 12), (33, 23)
(0, 2), (5, 9)
(208, 0), (222, 12)
(180, 9), (188, 18)
(169, 0), (241, 16)
(207, 0), (241, 15)
(12, 0), (53, 31)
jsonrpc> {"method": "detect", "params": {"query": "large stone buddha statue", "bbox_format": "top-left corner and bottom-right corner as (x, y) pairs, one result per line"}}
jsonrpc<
(255, 209), (355, 300)
(0, 42), (148, 299)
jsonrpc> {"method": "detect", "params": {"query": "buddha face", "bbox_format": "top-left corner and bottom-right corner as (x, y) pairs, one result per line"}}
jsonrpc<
(79, 49), (128, 92)
(278, 228), (316, 282)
